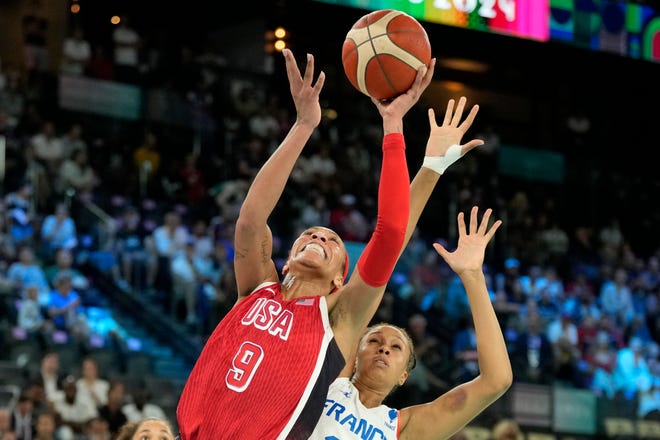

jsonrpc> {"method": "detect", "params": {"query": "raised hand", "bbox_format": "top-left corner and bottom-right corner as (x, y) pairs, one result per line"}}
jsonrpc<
(283, 48), (324, 128)
(371, 58), (436, 125)
(433, 206), (501, 275)
(426, 96), (483, 157)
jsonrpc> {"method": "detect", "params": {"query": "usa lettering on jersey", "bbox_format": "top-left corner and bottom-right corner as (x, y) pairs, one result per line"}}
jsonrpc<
(241, 296), (293, 340)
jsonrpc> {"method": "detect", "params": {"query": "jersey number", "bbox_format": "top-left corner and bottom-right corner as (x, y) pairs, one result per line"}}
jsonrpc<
(226, 341), (264, 392)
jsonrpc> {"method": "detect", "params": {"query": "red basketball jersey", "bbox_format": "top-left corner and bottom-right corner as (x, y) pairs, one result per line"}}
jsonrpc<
(177, 282), (345, 439)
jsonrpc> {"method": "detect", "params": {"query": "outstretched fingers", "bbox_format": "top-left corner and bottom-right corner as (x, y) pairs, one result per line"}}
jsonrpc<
(485, 217), (503, 241)
(450, 96), (467, 126)
(283, 49), (301, 89)
(469, 205), (479, 235)
(443, 99), (455, 126)
(302, 53), (315, 87)
(477, 208), (492, 235)
(427, 108), (439, 129)
(461, 139), (484, 155)
(472, 206), (503, 242)
(458, 104), (480, 132)
(313, 71), (326, 96)
(456, 211), (467, 238)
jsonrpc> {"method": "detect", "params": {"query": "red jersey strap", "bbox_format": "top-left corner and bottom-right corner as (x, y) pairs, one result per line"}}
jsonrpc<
(356, 133), (409, 286)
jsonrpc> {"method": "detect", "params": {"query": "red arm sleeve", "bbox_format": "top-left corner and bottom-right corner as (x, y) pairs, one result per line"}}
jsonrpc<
(356, 133), (409, 286)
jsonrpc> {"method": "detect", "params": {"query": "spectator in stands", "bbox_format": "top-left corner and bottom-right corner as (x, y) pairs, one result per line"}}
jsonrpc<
(46, 272), (84, 336)
(32, 351), (64, 405)
(0, 407), (13, 438)
(132, 130), (161, 198)
(115, 417), (174, 440)
(598, 216), (625, 265)
(23, 380), (49, 420)
(97, 379), (127, 437)
(188, 219), (213, 260)
(121, 388), (167, 424)
(112, 15), (141, 85)
(85, 417), (112, 440)
(612, 336), (652, 400)
(39, 203), (77, 263)
(85, 45), (114, 81)
(57, 147), (100, 198)
(538, 216), (570, 268)
(4, 181), (36, 247)
(59, 123), (88, 159)
(547, 310), (582, 386)
(491, 418), (522, 440)
(17, 285), (47, 349)
(176, 153), (207, 207)
(452, 316), (480, 383)
(584, 330), (617, 397)
(60, 26), (91, 76)
(170, 237), (217, 327)
(145, 210), (188, 294)
(306, 141), (339, 194)
(510, 312), (554, 384)
(247, 105), (280, 142)
(7, 245), (51, 306)
(328, 193), (370, 242)
(211, 177), (248, 225)
(75, 357), (110, 409)
(30, 120), (65, 177)
(19, 144), (50, 214)
(52, 375), (98, 437)
(600, 267), (635, 327)
(84, 416), (111, 440)
(112, 206), (149, 289)
(33, 410), (57, 440)
(10, 393), (36, 440)
(44, 248), (89, 298)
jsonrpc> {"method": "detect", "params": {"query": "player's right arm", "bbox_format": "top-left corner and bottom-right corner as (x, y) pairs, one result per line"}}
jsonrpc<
(234, 49), (324, 298)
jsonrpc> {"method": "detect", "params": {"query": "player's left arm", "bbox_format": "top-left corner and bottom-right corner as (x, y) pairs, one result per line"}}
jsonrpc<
(398, 207), (512, 440)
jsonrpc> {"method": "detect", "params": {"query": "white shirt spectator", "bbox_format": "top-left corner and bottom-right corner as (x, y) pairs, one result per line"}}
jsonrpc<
(61, 28), (91, 75)
(112, 18), (139, 67)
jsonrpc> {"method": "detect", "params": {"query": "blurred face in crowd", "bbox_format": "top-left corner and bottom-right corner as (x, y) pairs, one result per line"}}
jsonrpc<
(132, 419), (174, 440)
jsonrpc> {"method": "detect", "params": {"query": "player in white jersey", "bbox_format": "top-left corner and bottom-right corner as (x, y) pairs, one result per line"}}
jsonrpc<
(311, 205), (512, 440)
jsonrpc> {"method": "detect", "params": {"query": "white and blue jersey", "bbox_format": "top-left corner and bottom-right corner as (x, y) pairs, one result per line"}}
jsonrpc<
(309, 377), (400, 440)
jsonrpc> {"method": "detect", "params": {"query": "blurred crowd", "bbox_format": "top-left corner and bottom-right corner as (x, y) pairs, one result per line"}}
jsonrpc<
(0, 4), (659, 439)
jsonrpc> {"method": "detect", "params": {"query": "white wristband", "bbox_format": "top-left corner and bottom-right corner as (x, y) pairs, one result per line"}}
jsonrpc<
(422, 144), (463, 175)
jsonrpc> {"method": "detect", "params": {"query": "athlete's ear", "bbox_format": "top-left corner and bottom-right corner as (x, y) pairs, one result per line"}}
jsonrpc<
(282, 259), (290, 275)
(398, 371), (409, 386)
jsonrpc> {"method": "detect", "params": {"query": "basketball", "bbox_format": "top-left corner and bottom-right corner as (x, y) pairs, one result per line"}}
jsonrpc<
(342, 9), (432, 101)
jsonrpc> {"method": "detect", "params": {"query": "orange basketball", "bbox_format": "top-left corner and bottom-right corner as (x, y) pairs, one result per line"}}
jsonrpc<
(342, 9), (432, 101)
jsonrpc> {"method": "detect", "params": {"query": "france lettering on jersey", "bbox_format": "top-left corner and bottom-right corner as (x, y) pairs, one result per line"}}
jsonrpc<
(309, 377), (400, 440)
(176, 282), (345, 440)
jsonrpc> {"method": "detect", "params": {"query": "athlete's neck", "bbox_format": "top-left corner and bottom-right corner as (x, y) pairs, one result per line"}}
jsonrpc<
(281, 273), (331, 299)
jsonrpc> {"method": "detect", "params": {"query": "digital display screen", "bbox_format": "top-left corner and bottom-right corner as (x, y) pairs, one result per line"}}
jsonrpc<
(314, 0), (660, 63)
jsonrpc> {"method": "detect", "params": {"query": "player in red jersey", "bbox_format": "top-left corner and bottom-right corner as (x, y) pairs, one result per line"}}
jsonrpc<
(176, 49), (435, 439)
